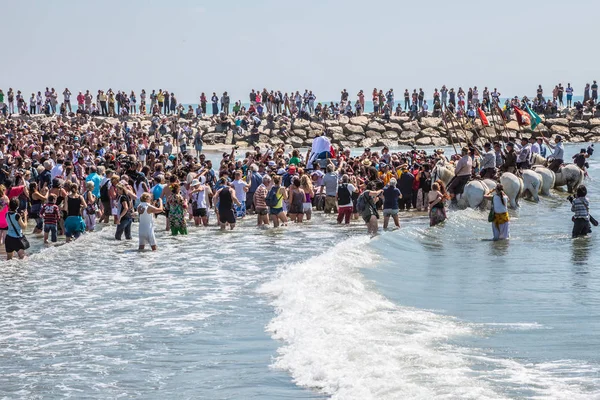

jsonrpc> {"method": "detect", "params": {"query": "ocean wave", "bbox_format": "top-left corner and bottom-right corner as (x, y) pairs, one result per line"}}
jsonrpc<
(260, 236), (600, 399)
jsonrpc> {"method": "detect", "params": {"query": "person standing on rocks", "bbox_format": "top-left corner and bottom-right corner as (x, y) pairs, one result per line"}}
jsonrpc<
(386, 89), (394, 110)
(592, 81), (598, 104)
(221, 92), (230, 115)
(566, 83), (573, 108)
(584, 83), (590, 103)
(557, 83), (564, 107)
(211, 93), (219, 115)
(404, 89), (410, 110)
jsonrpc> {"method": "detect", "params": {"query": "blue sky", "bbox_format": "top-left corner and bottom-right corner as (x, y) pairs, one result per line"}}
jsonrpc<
(2, 0), (598, 103)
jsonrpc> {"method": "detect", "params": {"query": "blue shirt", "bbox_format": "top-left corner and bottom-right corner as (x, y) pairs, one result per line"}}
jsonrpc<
(86, 173), (103, 198)
(383, 185), (401, 210)
(6, 212), (23, 238)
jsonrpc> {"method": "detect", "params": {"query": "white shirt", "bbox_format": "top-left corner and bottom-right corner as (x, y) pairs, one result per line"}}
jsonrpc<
(492, 194), (509, 214)
(231, 179), (248, 202)
(51, 164), (64, 180)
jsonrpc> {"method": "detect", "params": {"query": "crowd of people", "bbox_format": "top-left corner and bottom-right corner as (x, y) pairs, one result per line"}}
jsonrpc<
(0, 82), (596, 260)
(2, 82), (599, 122)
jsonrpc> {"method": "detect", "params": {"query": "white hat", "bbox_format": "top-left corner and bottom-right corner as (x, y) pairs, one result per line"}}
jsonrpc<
(190, 179), (201, 187)
(277, 168), (286, 175)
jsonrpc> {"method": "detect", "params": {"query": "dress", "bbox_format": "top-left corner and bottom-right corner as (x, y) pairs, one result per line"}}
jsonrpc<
(429, 200), (446, 227)
(492, 194), (510, 240)
(138, 202), (157, 246)
(167, 194), (187, 235)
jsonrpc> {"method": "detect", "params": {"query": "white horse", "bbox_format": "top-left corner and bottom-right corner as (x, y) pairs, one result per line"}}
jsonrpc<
(499, 172), (523, 208)
(531, 166), (555, 195)
(430, 162), (455, 188)
(554, 164), (585, 193)
(529, 155), (584, 193)
(521, 170), (543, 202)
(456, 180), (489, 209)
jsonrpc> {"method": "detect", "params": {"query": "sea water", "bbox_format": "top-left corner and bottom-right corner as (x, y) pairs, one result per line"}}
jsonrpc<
(0, 145), (598, 399)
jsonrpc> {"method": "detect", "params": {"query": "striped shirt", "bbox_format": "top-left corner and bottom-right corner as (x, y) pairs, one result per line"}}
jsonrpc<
(41, 204), (60, 225)
(254, 185), (268, 209)
(571, 197), (590, 220)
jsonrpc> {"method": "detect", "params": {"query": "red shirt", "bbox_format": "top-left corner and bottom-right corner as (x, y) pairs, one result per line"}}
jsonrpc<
(41, 203), (60, 225)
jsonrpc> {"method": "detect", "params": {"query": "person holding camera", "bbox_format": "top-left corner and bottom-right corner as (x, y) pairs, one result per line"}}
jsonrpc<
(570, 185), (594, 238)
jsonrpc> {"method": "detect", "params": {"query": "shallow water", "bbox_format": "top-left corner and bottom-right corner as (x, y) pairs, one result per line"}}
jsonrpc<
(0, 145), (598, 399)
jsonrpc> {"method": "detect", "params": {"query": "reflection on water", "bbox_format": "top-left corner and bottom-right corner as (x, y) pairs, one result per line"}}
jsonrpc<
(571, 236), (592, 266)
(489, 239), (510, 257)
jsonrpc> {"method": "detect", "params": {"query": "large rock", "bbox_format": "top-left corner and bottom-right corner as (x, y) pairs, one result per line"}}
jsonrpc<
(324, 119), (340, 127)
(343, 124), (365, 135)
(338, 115), (350, 125)
(589, 118), (600, 126)
(293, 129), (307, 139)
(268, 137), (284, 146)
(349, 115), (369, 127)
(366, 121), (386, 132)
(402, 121), (420, 132)
(590, 126), (600, 135)
(332, 133), (346, 142)
(376, 139), (398, 147)
(360, 138), (378, 148)
(546, 118), (569, 126)
(384, 122), (402, 132)
(420, 128), (441, 137)
(288, 136), (304, 148)
(307, 130), (320, 139)
(310, 122), (324, 131)
(389, 116), (410, 124)
(550, 125), (570, 136)
(431, 137), (449, 147)
(569, 119), (589, 128)
(420, 117), (442, 129)
(503, 120), (519, 131)
(400, 131), (418, 140)
(292, 119), (310, 129)
(416, 137), (432, 146)
(382, 131), (399, 139)
(347, 134), (365, 142)
(570, 127), (590, 137)
(365, 130), (383, 139)
(202, 132), (226, 144)
(328, 126), (343, 136)
(339, 141), (356, 149)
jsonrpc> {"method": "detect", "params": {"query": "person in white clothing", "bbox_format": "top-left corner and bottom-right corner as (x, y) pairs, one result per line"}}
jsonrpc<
(484, 184), (510, 241)
(189, 178), (211, 226)
(137, 193), (163, 251)
(230, 171), (249, 218)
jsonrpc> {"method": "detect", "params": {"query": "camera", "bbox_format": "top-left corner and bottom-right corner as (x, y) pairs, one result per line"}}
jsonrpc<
(567, 195), (574, 203)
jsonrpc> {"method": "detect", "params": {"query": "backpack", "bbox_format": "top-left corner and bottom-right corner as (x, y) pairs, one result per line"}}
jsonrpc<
(265, 186), (281, 207)
(100, 180), (110, 202)
(356, 192), (369, 213)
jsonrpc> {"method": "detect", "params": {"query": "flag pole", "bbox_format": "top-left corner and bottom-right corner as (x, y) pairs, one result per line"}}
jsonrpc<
(442, 112), (458, 154)
(492, 103), (511, 143)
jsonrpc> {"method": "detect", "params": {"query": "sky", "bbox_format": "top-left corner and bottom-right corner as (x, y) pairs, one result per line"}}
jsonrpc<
(2, 0), (599, 103)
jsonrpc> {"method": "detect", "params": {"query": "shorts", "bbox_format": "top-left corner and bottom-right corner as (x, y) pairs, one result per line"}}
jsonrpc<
(235, 201), (247, 218)
(5, 235), (24, 253)
(362, 213), (374, 224)
(219, 209), (236, 224)
(303, 202), (312, 213)
(256, 208), (268, 215)
(383, 209), (399, 217)
(193, 208), (207, 218)
(269, 207), (283, 215)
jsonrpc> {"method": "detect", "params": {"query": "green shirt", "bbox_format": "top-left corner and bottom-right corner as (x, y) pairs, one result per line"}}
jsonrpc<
(0, 93), (4, 103)
(289, 156), (301, 165)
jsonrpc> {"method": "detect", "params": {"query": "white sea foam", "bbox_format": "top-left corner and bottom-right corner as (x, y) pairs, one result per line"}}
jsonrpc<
(260, 236), (600, 399)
